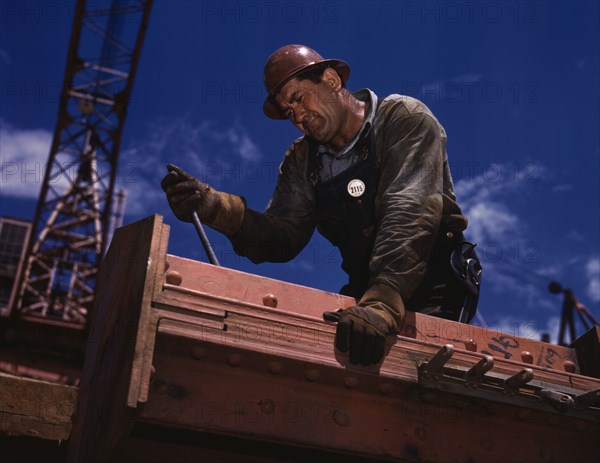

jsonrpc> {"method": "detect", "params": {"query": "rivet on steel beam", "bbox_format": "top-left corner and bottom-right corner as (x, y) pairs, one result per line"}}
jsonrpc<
(463, 339), (477, 352)
(152, 378), (168, 395)
(378, 383), (393, 395)
(333, 409), (349, 427)
(189, 346), (207, 360)
(480, 437), (494, 452)
(259, 399), (275, 414)
(165, 270), (183, 286)
(267, 361), (283, 374)
(538, 389), (574, 409)
(262, 294), (278, 308)
(414, 424), (428, 441)
(227, 353), (242, 367)
(305, 369), (320, 382)
(562, 360), (576, 373)
(426, 344), (454, 376)
(465, 355), (494, 385)
(520, 351), (534, 364)
(504, 368), (534, 393)
(343, 377), (359, 389)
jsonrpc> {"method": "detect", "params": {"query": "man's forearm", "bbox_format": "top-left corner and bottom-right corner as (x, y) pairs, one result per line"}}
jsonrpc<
(229, 209), (315, 263)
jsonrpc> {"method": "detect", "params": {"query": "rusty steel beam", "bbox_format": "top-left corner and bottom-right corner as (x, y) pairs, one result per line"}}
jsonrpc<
(68, 215), (600, 462)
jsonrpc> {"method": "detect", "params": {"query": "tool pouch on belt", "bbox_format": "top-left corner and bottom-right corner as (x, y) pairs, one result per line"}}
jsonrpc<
(450, 241), (483, 323)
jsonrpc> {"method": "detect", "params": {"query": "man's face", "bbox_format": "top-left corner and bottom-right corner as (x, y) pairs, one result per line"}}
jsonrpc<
(275, 75), (343, 144)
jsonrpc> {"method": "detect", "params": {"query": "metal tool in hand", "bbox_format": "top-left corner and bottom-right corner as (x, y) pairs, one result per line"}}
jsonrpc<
(166, 164), (220, 266)
(190, 210), (220, 266)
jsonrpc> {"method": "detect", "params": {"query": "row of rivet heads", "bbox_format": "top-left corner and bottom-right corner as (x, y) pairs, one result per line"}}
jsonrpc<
(150, 346), (394, 406)
(165, 264), (280, 308)
(149, 348), (592, 433)
(186, 345), (394, 394)
(462, 338), (576, 373)
(150, 348), (358, 427)
(163, 265), (576, 373)
(156, 345), (579, 401)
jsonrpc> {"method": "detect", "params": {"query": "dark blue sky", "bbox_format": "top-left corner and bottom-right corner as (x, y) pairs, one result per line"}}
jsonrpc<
(1, 0), (599, 341)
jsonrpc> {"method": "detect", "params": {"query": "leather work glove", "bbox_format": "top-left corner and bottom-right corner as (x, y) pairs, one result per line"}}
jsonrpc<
(161, 164), (245, 236)
(323, 284), (405, 366)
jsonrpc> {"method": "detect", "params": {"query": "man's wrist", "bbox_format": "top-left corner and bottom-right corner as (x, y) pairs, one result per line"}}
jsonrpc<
(359, 283), (405, 331)
(209, 192), (246, 237)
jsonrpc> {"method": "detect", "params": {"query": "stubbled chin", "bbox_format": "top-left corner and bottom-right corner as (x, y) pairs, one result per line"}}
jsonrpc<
(305, 131), (325, 143)
(304, 122), (325, 142)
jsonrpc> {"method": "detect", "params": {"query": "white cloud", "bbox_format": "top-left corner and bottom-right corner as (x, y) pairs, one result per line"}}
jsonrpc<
(224, 125), (262, 162)
(455, 163), (600, 329)
(486, 315), (560, 344)
(454, 162), (557, 312)
(0, 121), (53, 199)
(585, 257), (600, 302)
(566, 230), (585, 242)
(552, 184), (573, 193)
(463, 201), (519, 244)
(116, 116), (264, 219)
(0, 115), (263, 220)
(286, 259), (315, 273)
(454, 163), (541, 244)
(535, 265), (561, 278)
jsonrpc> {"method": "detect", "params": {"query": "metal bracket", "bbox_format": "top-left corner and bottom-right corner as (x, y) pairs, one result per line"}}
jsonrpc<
(422, 344), (454, 377)
(538, 389), (575, 409)
(465, 355), (494, 386)
(504, 368), (534, 394)
(418, 344), (600, 422)
(575, 389), (600, 408)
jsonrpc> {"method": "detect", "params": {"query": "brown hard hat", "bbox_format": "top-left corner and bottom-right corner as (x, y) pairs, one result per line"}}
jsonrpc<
(263, 44), (350, 120)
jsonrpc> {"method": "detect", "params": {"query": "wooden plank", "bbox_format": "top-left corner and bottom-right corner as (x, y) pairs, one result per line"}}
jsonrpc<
(66, 215), (169, 463)
(0, 372), (77, 441)
(128, 220), (169, 407)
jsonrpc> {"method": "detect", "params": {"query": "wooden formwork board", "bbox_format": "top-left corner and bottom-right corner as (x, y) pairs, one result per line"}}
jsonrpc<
(0, 372), (77, 441)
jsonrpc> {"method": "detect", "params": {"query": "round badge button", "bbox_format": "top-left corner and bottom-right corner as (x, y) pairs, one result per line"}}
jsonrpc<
(347, 179), (365, 197)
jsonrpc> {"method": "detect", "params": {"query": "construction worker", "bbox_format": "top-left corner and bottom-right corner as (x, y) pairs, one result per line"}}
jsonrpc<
(162, 44), (481, 366)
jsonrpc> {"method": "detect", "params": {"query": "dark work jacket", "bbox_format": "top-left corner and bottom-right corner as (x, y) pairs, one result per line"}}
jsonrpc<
(308, 133), (379, 299)
(308, 129), (467, 316)
(229, 90), (469, 311)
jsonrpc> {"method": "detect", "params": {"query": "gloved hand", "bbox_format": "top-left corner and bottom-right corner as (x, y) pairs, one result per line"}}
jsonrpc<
(161, 164), (245, 236)
(323, 283), (405, 366)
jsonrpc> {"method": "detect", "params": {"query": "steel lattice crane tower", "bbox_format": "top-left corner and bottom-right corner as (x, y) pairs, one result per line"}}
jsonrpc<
(9, 0), (153, 327)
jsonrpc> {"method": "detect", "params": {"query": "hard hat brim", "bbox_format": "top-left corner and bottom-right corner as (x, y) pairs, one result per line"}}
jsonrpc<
(263, 59), (350, 120)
